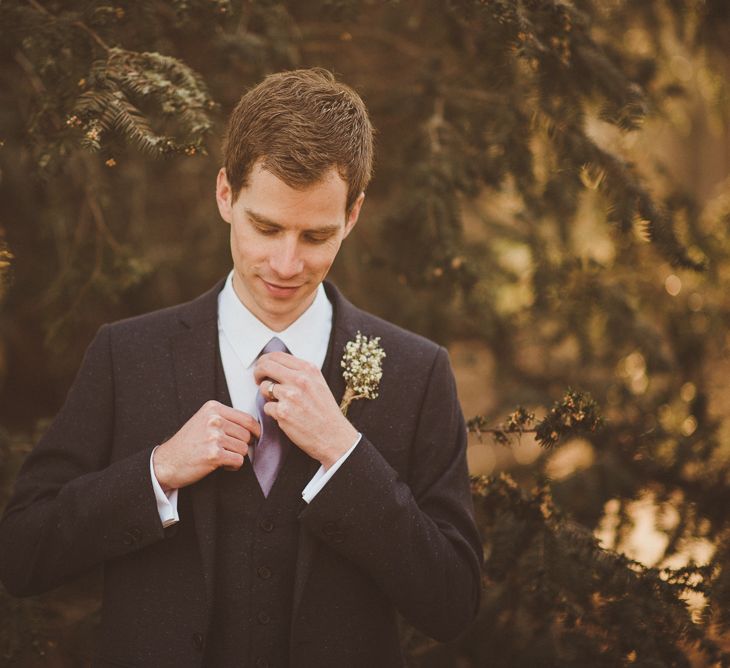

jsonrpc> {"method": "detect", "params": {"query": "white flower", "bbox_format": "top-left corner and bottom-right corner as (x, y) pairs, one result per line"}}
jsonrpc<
(339, 331), (386, 415)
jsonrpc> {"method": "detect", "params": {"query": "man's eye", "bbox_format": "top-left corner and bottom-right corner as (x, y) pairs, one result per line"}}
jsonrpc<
(257, 227), (278, 236)
(304, 235), (331, 244)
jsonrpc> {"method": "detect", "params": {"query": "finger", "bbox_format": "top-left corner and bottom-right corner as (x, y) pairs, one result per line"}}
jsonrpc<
(219, 434), (249, 458)
(262, 380), (279, 403)
(256, 351), (322, 378)
(262, 399), (294, 426)
(215, 404), (261, 436)
(262, 401), (280, 422)
(271, 384), (302, 405)
(253, 358), (301, 386)
(257, 350), (309, 370)
(221, 420), (253, 443)
(219, 450), (245, 470)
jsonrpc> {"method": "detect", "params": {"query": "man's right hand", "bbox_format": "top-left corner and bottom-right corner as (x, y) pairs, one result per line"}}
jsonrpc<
(152, 400), (260, 493)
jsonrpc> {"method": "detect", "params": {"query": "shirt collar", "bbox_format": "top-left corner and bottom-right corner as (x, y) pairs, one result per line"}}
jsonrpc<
(218, 270), (333, 369)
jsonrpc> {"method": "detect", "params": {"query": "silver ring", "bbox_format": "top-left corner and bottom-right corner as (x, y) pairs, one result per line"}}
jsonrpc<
(266, 380), (277, 401)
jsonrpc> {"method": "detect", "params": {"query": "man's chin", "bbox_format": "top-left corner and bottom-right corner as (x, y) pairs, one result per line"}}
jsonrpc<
(253, 280), (319, 324)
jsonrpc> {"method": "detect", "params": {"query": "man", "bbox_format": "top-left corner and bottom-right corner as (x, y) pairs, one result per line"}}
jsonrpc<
(0, 68), (482, 667)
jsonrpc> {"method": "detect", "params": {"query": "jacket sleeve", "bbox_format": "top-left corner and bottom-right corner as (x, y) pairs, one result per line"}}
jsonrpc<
(0, 325), (167, 597)
(298, 345), (483, 641)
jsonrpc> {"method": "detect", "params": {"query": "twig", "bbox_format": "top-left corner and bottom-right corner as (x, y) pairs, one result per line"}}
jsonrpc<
(27, 0), (111, 52)
(469, 427), (538, 435)
(13, 50), (67, 132)
(86, 186), (124, 253)
(72, 20), (111, 53)
(425, 97), (445, 154)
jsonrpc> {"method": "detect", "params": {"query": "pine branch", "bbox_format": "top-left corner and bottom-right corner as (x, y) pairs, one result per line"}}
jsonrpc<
(467, 389), (603, 448)
(69, 47), (216, 158)
(468, 472), (727, 666)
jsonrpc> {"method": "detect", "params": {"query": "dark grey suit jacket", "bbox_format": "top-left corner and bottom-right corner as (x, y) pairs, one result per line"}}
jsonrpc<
(0, 279), (482, 667)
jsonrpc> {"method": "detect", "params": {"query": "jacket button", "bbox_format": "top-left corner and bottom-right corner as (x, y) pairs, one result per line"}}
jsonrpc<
(255, 658), (270, 668)
(257, 565), (272, 580)
(191, 632), (205, 651)
(257, 611), (271, 625)
(322, 521), (338, 536)
(259, 519), (274, 533)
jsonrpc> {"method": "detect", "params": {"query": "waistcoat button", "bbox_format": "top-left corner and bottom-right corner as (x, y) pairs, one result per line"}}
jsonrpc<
(257, 611), (271, 625)
(257, 565), (272, 579)
(259, 518), (274, 533)
(255, 658), (270, 668)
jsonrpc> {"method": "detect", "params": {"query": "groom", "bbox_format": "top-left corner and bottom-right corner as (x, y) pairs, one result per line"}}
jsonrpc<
(0, 68), (482, 667)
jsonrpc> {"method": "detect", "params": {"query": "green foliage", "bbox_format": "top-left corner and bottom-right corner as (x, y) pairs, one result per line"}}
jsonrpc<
(468, 389), (603, 448)
(465, 474), (725, 667)
(71, 47), (216, 157)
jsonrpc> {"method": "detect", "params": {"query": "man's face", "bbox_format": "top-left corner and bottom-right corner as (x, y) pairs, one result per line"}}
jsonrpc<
(216, 162), (364, 331)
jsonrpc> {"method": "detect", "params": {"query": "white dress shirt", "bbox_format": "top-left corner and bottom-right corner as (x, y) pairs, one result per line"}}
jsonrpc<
(151, 271), (360, 528)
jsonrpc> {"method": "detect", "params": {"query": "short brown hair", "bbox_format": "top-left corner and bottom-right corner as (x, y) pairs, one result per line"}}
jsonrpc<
(222, 68), (374, 213)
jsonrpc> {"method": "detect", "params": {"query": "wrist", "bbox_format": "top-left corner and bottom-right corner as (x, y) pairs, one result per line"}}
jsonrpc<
(152, 445), (174, 494)
(320, 422), (358, 471)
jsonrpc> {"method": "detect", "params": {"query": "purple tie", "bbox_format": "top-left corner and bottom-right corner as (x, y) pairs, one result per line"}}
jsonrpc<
(252, 336), (289, 497)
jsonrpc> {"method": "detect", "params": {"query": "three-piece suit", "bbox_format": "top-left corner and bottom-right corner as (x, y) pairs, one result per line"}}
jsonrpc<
(0, 278), (482, 667)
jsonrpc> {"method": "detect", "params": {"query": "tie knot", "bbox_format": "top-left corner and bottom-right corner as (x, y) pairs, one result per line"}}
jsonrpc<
(261, 336), (288, 356)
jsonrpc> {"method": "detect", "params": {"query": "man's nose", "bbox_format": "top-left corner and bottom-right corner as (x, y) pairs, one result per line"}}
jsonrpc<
(269, 238), (304, 279)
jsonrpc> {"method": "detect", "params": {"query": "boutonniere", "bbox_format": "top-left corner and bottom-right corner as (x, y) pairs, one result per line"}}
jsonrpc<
(339, 331), (386, 416)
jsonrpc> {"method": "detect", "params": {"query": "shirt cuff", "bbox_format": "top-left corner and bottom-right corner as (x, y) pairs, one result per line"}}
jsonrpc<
(301, 433), (362, 504)
(150, 446), (180, 528)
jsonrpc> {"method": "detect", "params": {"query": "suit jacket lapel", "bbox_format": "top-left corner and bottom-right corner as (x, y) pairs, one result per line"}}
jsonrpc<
(170, 279), (226, 617)
(292, 281), (368, 618)
(322, 282), (374, 431)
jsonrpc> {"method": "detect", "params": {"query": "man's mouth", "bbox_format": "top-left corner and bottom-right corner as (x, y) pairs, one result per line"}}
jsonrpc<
(261, 278), (302, 296)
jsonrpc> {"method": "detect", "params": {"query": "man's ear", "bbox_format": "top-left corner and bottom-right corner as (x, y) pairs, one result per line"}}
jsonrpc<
(343, 192), (365, 239)
(216, 167), (233, 224)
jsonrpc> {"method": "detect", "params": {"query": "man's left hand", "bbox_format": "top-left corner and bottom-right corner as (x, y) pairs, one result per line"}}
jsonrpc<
(253, 352), (358, 469)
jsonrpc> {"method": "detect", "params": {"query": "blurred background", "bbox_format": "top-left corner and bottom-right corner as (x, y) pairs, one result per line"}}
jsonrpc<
(1, 1), (729, 665)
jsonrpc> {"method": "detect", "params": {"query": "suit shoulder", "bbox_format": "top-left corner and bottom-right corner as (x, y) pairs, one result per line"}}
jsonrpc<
(348, 306), (444, 369)
(103, 280), (222, 340)
(105, 301), (188, 339)
(355, 309), (439, 351)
